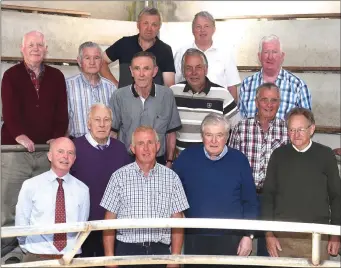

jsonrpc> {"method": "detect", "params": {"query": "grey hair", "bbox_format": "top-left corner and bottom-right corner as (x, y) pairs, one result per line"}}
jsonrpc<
(87, 103), (113, 122)
(22, 30), (47, 47)
(201, 113), (231, 138)
(131, 126), (159, 146)
(192, 11), (216, 29)
(131, 51), (157, 67)
(181, 48), (208, 76)
(285, 107), (315, 127)
(258, 34), (282, 53)
(78, 41), (102, 61)
(255, 82), (281, 100)
(137, 7), (162, 25)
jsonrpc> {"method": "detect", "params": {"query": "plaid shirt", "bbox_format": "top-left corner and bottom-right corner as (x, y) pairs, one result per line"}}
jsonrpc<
(24, 61), (45, 95)
(238, 69), (312, 119)
(100, 162), (189, 245)
(229, 117), (289, 189)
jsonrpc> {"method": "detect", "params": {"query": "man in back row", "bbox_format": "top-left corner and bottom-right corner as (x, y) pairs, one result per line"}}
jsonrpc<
(100, 7), (175, 88)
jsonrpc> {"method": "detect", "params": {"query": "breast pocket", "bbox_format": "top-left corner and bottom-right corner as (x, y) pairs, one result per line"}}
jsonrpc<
(154, 115), (169, 135)
(152, 191), (171, 217)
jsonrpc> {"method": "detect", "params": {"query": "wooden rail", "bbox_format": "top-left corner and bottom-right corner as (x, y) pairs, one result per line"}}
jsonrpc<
(217, 13), (341, 21)
(1, 56), (78, 66)
(315, 126), (341, 134)
(1, 4), (91, 18)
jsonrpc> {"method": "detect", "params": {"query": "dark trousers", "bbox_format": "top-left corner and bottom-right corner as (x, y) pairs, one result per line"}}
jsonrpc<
(81, 231), (104, 268)
(184, 234), (244, 268)
(115, 240), (169, 268)
(130, 155), (166, 165)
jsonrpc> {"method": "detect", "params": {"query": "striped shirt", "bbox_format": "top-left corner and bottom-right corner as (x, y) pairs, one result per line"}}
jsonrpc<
(228, 117), (289, 189)
(171, 78), (240, 151)
(66, 73), (116, 137)
(238, 68), (312, 119)
(100, 162), (189, 245)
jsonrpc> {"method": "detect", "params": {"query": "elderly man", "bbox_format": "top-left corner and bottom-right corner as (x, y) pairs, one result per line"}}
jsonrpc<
(100, 126), (189, 268)
(239, 34), (312, 119)
(1, 30), (68, 255)
(171, 48), (240, 152)
(174, 11), (240, 100)
(173, 113), (258, 267)
(15, 137), (90, 262)
(262, 107), (340, 260)
(229, 82), (289, 257)
(71, 103), (131, 259)
(66, 41), (116, 139)
(110, 51), (181, 167)
(100, 7), (175, 88)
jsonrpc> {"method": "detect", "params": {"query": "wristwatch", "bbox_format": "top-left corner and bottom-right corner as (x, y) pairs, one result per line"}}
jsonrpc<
(166, 159), (173, 164)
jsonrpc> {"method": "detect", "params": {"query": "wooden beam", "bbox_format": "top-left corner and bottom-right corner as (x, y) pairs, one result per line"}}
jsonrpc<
(1, 4), (91, 18)
(1, 56), (78, 65)
(311, 233), (321, 266)
(216, 13), (341, 21)
(315, 125), (341, 134)
(238, 66), (341, 73)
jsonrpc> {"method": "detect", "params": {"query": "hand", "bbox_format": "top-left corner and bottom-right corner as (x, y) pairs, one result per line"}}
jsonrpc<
(110, 131), (118, 139)
(237, 236), (252, 256)
(165, 161), (173, 168)
(46, 139), (55, 144)
(167, 264), (180, 268)
(328, 235), (340, 256)
(333, 148), (341, 155)
(15, 134), (35, 152)
(265, 232), (282, 257)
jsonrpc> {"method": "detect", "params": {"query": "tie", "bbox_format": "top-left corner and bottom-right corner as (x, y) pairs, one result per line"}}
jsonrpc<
(53, 178), (67, 251)
(97, 144), (108, 150)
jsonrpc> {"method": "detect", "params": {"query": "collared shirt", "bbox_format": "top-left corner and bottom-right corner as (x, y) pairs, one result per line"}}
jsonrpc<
(24, 61), (45, 93)
(204, 145), (228, 161)
(110, 83), (182, 157)
(100, 162), (189, 245)
(292, 139), (312, 152)
(171, 78), (240, 151)
(228, 117), (289, 189)
(174, 41), (241, 88)
(85, 133), (110, 149)
(15, 169), (90, 254)
(66, 73), (116, 138)
(239, 68), (312, 119)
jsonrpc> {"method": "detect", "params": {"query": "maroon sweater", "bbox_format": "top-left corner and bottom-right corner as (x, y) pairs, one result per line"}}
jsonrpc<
(1, 62), (68, 144)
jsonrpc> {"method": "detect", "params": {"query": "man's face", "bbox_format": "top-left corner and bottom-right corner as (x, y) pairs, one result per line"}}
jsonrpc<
(192, 16), (215, 43)
(87, 106), (112, 143)
(258, 40), (285, 74)
(137, 14), (161, 42)
(130, 130), (160, 164)
(48, 138), (76, 174)
(130, 56), (158, 89)
(21, 32), (47, 66)
(288, 115), (315, 150)
(202, 123), (228, 158)
(255, 87), (280, 120)
(184, 54), (208, 92)
(78, 47), (102, 75)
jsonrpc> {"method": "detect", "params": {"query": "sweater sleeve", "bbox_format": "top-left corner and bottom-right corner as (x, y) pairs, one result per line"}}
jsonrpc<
(1, 71), (25, 139)
(52, 71), (69, 138)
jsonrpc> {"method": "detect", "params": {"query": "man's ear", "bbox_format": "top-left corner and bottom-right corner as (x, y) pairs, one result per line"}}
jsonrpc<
(130, 144), (136, 155)
(152, 66), (159, 78)
(47, 151), (52, 162)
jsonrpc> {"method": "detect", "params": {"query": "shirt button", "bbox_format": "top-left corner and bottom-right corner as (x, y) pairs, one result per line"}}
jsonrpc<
(36, 105), (39, 108)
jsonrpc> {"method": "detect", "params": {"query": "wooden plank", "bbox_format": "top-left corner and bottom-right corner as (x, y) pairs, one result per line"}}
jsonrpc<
(1, 56), (78, 65)
(1, 4), (91, 18)
(315, 126), (341, 134)
(216, 13), (341, 21)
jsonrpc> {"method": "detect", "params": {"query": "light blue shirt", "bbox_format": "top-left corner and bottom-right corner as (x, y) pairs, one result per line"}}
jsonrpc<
(85, 133), (110, 149)
(204, 145), (228, 161)
(15, 169), (90, 254)
(66, 73), (116, 137)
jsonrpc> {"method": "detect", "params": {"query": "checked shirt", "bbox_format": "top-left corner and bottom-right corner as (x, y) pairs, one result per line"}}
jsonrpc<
(100, 162), (189, 245)
(229, 117), (289, 189)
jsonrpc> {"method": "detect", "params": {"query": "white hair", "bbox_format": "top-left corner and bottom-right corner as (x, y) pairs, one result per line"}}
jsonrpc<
(22, 30), (47, 47)
(258, 34), (282, 53)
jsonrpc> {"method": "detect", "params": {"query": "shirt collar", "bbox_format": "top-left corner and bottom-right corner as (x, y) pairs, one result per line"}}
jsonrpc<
(85, 133), (110, 148)
(254, 114), (276, 126)
(192, 40), (217, 51)
(136, 34), (160, 48)
(80, 73), (102, 87)
(131, 83), (156, 98)
(292, 139), (312, 152)
(132, 161), (159, 176)
(23, 61), (45, 75)
(260, 67), (284, 82)
(183, 77), (212, 95)
(47, 169), (70, 183)
(203, 145), (228, 161)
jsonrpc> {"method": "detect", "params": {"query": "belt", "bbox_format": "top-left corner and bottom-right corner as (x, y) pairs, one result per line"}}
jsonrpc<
(29, 253), (80, 259)
(256, 188), (263, 194)
(118, 240), (167, 248)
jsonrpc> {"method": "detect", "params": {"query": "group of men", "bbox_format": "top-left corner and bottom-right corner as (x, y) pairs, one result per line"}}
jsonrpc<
(1, 5), (340, 268)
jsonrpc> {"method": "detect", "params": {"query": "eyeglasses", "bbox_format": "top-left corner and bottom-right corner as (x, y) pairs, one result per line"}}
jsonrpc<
(258, 98), (280, 104)
(288, 125), (312, 135)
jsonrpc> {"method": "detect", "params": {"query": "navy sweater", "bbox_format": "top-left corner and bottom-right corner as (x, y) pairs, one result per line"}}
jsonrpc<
(173, 144), (258, 234)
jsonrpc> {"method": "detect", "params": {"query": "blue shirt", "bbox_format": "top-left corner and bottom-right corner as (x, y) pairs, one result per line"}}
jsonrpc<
(238, 68), (312, 119)
(66, 73), (116, 137)
(15, 169), (90, 254)
(204, 145), (228, 161)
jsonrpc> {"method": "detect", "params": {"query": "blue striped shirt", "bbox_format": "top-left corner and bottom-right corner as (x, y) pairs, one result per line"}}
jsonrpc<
(66, 73), (116, 137)
(238, 69), (312, 119)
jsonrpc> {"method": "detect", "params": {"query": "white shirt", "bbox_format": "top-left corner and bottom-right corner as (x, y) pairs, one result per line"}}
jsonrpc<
(85, 133), (110, 149)
(174, 41), (241, 88)
(15, 169), (90, 254)
(292, 139), (313, 152)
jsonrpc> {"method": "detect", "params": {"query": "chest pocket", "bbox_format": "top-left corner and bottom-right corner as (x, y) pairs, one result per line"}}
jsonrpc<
(154, 115), (169, 134)
(152, 190), (171, 217)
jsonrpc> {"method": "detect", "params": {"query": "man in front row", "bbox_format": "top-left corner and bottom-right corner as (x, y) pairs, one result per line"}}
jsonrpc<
(15, 138), (90, 262)
(173, 113), (258, 267)
(262, 107), (340, 259)
(100, 126), (189, 268)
